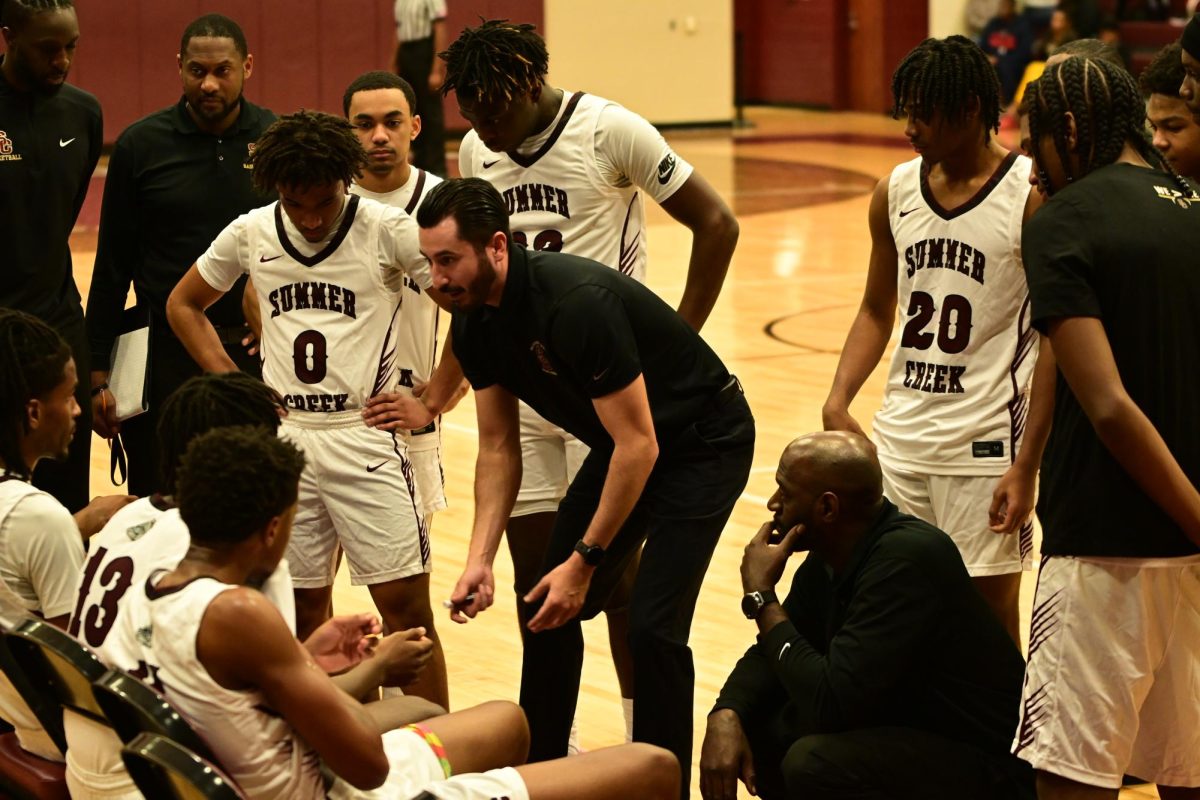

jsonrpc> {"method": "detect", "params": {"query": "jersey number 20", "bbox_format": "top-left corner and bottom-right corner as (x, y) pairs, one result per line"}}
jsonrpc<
(900, 291), (973, 354)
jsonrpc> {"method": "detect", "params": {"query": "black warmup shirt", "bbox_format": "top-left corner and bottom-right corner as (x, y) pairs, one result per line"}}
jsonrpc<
(1024, 163), (1200, 558)
(85, 97), (276, 368)
(0, 59), (102, 328)
(714, 501), (1026, 757)
(451, 245), (731, 450)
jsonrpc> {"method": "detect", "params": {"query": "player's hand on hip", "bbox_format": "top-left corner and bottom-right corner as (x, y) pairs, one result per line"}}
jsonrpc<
(362, 391), (435, 431)
(524, 559), (591, 633)
(821, 403), (866, 437)
(374, 627), (434, 686)
(989, 462), (1036, 533)
(700, 709), (757, 800)
(448, 564), (495, 624)
(304, 612), (383, 674)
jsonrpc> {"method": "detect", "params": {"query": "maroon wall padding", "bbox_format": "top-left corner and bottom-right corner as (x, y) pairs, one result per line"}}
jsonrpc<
(735, 0), (843, 108)
(54, 0), (544, 144)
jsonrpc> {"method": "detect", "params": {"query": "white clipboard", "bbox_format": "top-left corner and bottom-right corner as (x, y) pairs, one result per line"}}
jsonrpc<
(108, 326), (150, 421)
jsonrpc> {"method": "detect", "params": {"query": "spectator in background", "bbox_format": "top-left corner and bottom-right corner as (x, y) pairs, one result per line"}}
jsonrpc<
(392, 0), (447, 175)
(1035, 9), (1079, 61)
(980, 0), (1035, 103)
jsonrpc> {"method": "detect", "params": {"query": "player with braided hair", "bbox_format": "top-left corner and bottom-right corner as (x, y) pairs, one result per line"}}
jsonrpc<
(824, 35), (1051, 643)
(167, 109), (458, 710)
(0, 310), (133, 761)
(437, 18), (738, 760)
(1014, 55), (1200, 799)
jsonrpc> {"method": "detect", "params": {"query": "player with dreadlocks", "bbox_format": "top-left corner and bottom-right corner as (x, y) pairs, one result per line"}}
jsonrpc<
(168, 109), (459, 711)
(0, 310), (133, 761)
(435, 18), (739, 763)
(1013, 56), (1200, 800)
(823, 34), (1053, 644)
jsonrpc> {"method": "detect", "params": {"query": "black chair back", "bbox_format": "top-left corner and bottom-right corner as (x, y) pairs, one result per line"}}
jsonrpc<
(121, 733), (244, 800)
(91, 669), (215, 762)
(1, 619), (109, 753)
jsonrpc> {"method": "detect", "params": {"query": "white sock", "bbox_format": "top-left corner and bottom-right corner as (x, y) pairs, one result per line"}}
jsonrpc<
(622, 697), (634, 743)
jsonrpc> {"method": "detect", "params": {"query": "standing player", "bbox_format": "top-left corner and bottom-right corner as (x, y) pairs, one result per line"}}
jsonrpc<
(822, 36), (1051, 642)
(440, 19), (739, 741)
(0, 0), (101, 511)
(344, 69), (451, 709)
(166, 110), (453, 709)
(1140, 43), (1200, 182)
(1017, 55), (1200, 800)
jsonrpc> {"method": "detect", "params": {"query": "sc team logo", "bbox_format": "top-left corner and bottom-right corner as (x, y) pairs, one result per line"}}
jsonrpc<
(530, 341), (557, 375)
(656, 152), (677, 185)
(244, 141), (256, 170)
(1153, 185), (1200, 209)
(0, 130), (22, 162)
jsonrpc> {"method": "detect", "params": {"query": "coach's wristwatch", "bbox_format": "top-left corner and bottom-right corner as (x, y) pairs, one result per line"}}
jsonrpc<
(573, 539), (606, 567)
(741, 589), (778, 620)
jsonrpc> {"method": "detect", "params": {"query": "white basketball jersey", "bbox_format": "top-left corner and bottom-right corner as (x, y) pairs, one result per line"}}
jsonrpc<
(873, 153), (1038, 475)
(146, 576), (326, 800)
(64, 498), (298, 800)
(198, 196), (432, 417)
(352, 170), (443, 453)
(461, 92), (652, 281)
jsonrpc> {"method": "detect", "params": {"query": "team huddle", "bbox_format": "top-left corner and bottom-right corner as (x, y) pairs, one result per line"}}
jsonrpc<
(0, 1), (1198, 800)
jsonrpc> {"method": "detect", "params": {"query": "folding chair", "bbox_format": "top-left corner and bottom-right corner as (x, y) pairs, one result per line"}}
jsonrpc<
(91, 669), (215, 762)
(121, 733), (244, 800)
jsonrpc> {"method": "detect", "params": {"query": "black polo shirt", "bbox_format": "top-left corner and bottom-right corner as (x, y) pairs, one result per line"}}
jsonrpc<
(0, 58), (102, 328)
(1024, 163), (1200, 558)
(85, 97), (276, 369)
(714, 501), (1027, 757)
(451, 245), (731, 450)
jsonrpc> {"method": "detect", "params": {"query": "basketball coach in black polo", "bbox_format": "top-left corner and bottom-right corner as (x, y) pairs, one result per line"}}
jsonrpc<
(372, 177), (753, 796)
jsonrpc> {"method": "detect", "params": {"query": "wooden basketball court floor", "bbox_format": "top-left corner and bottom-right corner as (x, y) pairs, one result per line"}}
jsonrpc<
(72, 107), (1159, 799)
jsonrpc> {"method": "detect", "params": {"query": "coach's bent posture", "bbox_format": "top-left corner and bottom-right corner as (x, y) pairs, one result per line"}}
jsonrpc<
(700, 432), (1033, 800)
(395, 177), (754, 793)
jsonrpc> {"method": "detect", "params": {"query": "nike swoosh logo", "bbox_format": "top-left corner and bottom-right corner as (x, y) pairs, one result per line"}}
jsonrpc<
(259, 254), (283, 262)
(482, 159), (499, 169)
(59, 138), (75, 147)
(366, 461), (387, 473)
(898, 207), (920, 218)
(592, 369), (608, 381)
(778, 642), (791, 661)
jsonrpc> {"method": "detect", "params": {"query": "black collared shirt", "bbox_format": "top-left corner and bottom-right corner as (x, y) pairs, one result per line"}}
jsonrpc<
(714, 501), (1027, 757)
(0, 59), (102, 328)
(85, 97), (276, 368)
(451, 244), (731, 450)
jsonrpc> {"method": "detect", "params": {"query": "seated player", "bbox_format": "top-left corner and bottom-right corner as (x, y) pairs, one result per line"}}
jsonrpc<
(701, 432), (1034, 800)
(166, 110), (456, 708)
(0, 309), (133, 760)
(149, 425), (679, 800)
(64, 372), (438, 800)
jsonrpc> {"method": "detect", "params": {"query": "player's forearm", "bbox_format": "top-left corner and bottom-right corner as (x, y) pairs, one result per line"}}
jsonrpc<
(579, 435), (658, 549)
(824, 308), (894, 411)
(467, 443), (521, 565)
(676, 208), (739, 331)
(1089, 398), (1200, 546)
(166, 297), (238, 373)
(330, 660), (384, 700)
(419, 334), (465, 415)
(1012, 336), (1055, 471)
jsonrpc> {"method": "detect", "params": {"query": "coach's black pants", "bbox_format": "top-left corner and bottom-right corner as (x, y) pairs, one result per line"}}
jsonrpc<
(32, 312), (91, 511)
(397, 36), (446, 176)
(745, 724), (1034, 800)
(118, 327), (260, 497)
(519, 393), (755, 800)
